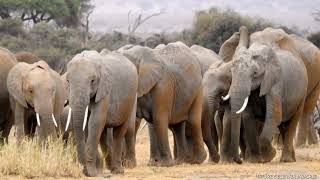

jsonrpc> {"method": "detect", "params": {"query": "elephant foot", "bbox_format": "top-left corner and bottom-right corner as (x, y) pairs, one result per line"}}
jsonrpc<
(105, 155), (113, 170)
(208, 153), (220, 163)
(110, 166), (124, 174)
(187, 147), (207, 164)
(245, 154), (262, 163)
(147, 157), (160, 166)
(260, 138), (276, 163)
(280, 149), (296, 162)
(122, 158), (137, 169)
(261, 145), (276, 163)
(150, 158), (175, 167)
(84, 165), (98, 177)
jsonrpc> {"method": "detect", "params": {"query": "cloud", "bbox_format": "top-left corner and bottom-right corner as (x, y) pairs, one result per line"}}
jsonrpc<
(90, 0), (320, 33)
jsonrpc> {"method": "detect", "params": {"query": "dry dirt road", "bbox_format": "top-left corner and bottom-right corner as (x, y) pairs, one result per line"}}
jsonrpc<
(90, 124), (320, 180)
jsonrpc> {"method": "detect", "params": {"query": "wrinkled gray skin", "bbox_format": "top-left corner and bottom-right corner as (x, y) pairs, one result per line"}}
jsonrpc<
(0, 48), (17, 144)
(190, 45), (221, 162)
(118, 42), (206, 166)
(7, 61), (66, 143)
(66, 50), (138, 176)
(227, 26), (308, 163)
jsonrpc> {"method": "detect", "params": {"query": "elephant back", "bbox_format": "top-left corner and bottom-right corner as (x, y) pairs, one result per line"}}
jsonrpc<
(191, 45), (221, 76)
(156, 42), (202, 78)
(0, 48), (17, 97)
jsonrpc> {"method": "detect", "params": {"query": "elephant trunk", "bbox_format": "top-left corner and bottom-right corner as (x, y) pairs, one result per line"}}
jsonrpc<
(37, 113), (57, 143)
(229, 76), (251, 164)
(69, 87), (90, 165)
(34, 100), (57, 143)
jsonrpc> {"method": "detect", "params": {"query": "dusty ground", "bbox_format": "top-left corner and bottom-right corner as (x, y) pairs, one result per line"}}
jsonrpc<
(97, 125), (320, 180)
(2, 125), (320, 180)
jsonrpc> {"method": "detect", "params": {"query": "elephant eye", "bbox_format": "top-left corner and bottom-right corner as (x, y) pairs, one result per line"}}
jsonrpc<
(91, 79), (95, 84)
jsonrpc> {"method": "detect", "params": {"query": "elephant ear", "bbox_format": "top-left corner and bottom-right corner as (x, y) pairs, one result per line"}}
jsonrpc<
(260, 49), (280, 97)
(32, 60), (50, 71)
(219, 32), (240, 62)
(120, 46), (164, 97)
(137, 47), (164, 97)
(95, 61), (112, 103)
(7, 62), (32, 108)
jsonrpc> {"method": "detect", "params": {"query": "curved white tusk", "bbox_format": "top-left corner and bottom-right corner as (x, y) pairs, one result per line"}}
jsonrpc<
(82, 106), (89, 131)
(236, 97), (249, 114)
(65, 107), (72, 132)
(139, 121), (147, 132)
(36, 113), (41, 126)
(52, 114), (58, 127)
(221, 94), (230, 101)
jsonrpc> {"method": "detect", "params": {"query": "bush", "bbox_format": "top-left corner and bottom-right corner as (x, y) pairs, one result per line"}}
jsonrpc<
(308, 32), (320, 48)
(191, 8), (273, 53)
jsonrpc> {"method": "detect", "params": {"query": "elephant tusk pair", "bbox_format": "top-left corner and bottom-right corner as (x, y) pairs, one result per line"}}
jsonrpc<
(65, 107), (72, 132)
(64, 105), (88, 132)
(221, 94), (230, 101)
(83, 106), (89, 131)
(236, 97), (249, 114)
(35, 113), (58, 127)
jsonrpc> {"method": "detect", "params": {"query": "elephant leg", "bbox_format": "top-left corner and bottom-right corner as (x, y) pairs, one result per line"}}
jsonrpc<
(220, 106), (233, 162)
(122, 106), (137, 169)
(202, 108), (219, 163)
(296, 118), (308, 147)
(186, 90), (207, 164)
(171, 121), (188, 164)
(239, 124), (246, 159)
(147, 123), (161, 166)
(280, 102), (305, 162)
(307, 117), (318, 145)
(83, 107), (108, 177)
(134, 118), (142, 136)
(214, 110), (224, 150)
(242, 108), (262, 163)
(100, 128), (113, 171)
(297, 82), (320, 147)
(152, 115), (174, 166)
(151, 87), (175, 167)
(0, 109), (14, 145)
(202, 99), (219, 163)
(110, 122), (129, 174)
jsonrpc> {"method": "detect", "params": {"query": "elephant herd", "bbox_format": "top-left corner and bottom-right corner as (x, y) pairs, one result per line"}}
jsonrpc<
(0, 26), (319, 177)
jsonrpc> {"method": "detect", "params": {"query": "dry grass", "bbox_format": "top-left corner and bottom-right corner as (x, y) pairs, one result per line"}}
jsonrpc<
(0, 125), (319, 179)
(0, 137), (82, 179)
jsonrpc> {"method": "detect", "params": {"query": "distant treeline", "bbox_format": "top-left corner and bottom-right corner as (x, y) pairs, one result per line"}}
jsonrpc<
(0, 7), (319, 64)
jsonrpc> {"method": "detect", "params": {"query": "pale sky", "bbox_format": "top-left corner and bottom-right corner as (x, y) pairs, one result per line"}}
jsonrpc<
(90, 0), (320, 34)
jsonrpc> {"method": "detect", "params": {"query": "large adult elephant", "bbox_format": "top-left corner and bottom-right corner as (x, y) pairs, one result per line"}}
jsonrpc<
(118, 42), (206, 166)
(0, 48), (17, 144)
(224, 26), (311, 162)
(190, 44), (221, 162)
(65, 50), (138, 176)
(7, 61), (66, 143)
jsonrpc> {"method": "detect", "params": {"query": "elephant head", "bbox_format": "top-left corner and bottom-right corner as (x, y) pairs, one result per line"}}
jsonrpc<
(117, 45), (165, 97)
(7, 61), (61, 141)
(66, 50), (111, 164)
(203, 61), (232, 129)
(222, 26), (281, 162)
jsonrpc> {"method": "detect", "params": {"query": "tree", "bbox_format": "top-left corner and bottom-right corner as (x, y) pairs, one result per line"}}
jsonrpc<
(191, 8), (273, 53)
(0, 0), (94, 28)
(127, 10), (165, 43)
(308, 32), (320, 48)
